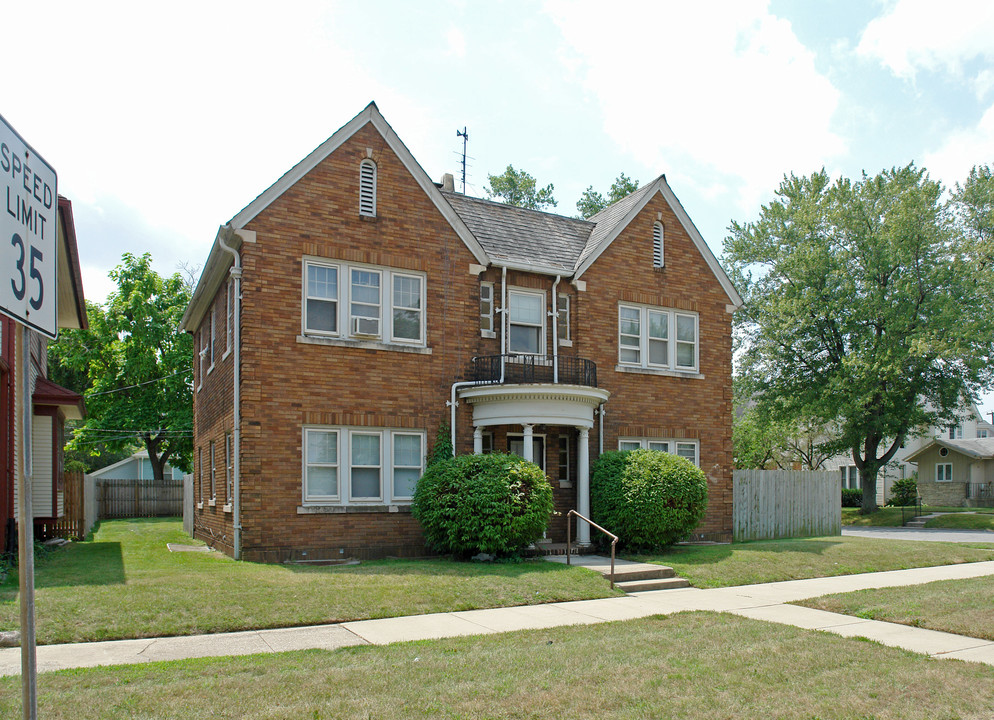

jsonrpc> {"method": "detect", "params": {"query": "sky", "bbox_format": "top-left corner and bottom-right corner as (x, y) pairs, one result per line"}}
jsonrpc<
(3, 0), (994, 415)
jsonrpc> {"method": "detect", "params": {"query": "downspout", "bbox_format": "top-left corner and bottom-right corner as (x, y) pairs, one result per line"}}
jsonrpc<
(599, 401), (606, 455)
(448, 381), (479, 453)
(550, 275), (560, 383)
(499, 265), (507, 382)
(218, 229), (243, 560)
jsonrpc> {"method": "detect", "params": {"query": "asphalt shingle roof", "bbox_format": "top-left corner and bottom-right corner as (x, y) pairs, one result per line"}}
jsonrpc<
(442, 191), (594, 272)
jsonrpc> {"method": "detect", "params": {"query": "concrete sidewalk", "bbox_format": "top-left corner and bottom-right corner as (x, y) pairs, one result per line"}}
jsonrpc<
(3, 560), (994, 676)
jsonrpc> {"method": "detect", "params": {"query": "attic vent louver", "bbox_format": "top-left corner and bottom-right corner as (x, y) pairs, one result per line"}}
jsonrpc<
(652, 222), (664, 267)
(359, 159), (377, 217)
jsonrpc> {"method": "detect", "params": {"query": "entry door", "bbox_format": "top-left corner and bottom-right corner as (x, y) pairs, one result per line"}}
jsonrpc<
(508, 436), (545, 472)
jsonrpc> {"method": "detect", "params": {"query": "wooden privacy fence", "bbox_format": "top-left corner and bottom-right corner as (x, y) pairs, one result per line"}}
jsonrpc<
(96, 478), (184, 519)
(733, 469), (840, 541)
(50, 470), (86, 539)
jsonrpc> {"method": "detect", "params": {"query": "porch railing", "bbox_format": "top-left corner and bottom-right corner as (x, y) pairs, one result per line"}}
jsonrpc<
(967, 483), (994, 507)
(901, 497), (923, 526)
(471, 354), (597, 387)
(566, 509), (618, 590)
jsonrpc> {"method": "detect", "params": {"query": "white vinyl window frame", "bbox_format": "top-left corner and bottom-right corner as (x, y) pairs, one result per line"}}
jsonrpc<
(198, 446), (204, 504)
(225, 279), (233, 355)
(936, 463), (953, 482)
(301, 426), (427, 506)
(301, 257), (427, 347)
(618, 304), (699, 373)
(225, 432), (233, 502)
(507, 288), (547, 356)
(618, 437), (700, 467)
(948, 425), (963, 440)
(349, 431), (383, 501)
(198, 329), (207, 391)
(350, 268), (382, 338)
(359, 159), (377, 217)
(208, 307), (216, 373)
(390, 273), (424, 344)
(391, 432), (424, 501)
(480, 282), (494, 334)
(558, 434), (571, 482)
(209, 440), (216, 502)
(557, 293), (570, 343)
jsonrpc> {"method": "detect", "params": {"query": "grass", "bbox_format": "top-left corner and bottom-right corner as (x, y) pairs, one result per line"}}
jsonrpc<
(842, 507), (908, 526)
(0, 518), (617, 645)
(925, 513), (994, 531)
(2, 612), (993, 719)
(630, 536), (994, 588)
(799, 575), (994, 641)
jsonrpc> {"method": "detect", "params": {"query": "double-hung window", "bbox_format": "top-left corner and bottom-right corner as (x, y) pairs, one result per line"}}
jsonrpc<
(618, 304), (698, 372)
(305, 262), (339, 334)
(391, 274), (423, 343)
(508, 290), (545, 355)
(557, 293), (570, 343)
(618, 437), (699, 466)
(225, 433), (233, 502)
(209, 440), (216, 501)
(480, 282), (494, 333)
(350, 269), (381, 337)
(198, 330), (208, 390)
(936, 463), (953, 482)
(208, 308), (216, 372)
(226, 280), (233, 353)
(303, 427), (426, 505)
(303, 258), (426, 346)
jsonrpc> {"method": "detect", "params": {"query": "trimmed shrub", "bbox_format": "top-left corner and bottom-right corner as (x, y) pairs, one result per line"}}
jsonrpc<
(412, 453), (553, 557)
(888, 477), (919, 506)
(841, 488), (862, 507)
(590, 449), (708, 550)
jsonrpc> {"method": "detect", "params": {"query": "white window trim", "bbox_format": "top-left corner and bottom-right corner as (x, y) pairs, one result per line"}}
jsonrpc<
(224, 279), (233, 358)
(617, 437), (700, 466)
(359, 159), (377, 217)
(197, 330), (207, 392)
(208, 307), (216, 374)
(225, 432), (233, 501)
(209, 440), (216, 501)
(618, 303), (699, 373)
(936, 463), (953, 483)
(390, 272), (425, 345)
(557, 293), (571, 344)
(301, 426), (427, 507)
(302, 256), (427, 348)
(391, 432), (424, 501)
(350, 267), (383, 338)
(480, 281), (495, 336)
(507, 288), (547, 356)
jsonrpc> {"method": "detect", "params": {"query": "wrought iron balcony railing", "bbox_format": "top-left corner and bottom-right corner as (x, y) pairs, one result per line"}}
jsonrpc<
(471, 354), (598, 387)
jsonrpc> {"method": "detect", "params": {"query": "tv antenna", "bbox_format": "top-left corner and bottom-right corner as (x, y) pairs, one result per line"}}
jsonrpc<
(456, 126), (468, 193)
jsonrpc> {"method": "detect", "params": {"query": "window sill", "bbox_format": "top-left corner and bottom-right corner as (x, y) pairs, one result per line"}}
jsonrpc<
(208, 499), (217, 507)
(297, 504), (412, 514)
(614, 365), (704, 380)
(222, 349), (232, 361)
(196, 502), (204, 510)
(481, 330), (497, 339)
(207, 364), (215, 376)
(558, 480), (574, 489)
(558, 339), (573, 348)
(297, 335), (432, 355)
(222, 504), (232, 513)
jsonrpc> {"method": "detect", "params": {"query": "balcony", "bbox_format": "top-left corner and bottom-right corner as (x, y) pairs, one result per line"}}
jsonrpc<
(471, 354), (598, 388)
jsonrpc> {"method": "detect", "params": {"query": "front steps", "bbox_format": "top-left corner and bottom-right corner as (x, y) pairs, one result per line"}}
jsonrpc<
(545, 554), (690, 592)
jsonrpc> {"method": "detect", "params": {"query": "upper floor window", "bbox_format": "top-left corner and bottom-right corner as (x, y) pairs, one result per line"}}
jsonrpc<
(948, 425), (963, 440)
(480, 282), (494, 334)
(652, 222), (664, 268)
(198, 329), (208, 391)
(359, 160), (377, 217)
(302, 258), (425, 346)
(508, 289), (545, 355)
(979, 429), (990, 439)
(208, 307), (216, 372)
(557, 293), (570, 343)
(226, 280), (233, 353)
(618, 304), (698, 372)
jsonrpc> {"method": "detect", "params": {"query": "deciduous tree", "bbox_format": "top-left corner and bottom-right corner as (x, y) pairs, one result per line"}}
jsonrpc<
(576, 173), (640, 218)
(724, 165), (994, 512)
(485, 165), (557, 210)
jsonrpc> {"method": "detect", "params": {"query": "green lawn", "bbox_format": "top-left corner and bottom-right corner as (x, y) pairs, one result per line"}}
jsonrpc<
(631, 536), (994, 588)
(0, 518), (617, 645)
(800, 575), (994, 640)
(2, 612), (992, 719)
(925, 513), (994, 531)
(842, 505), (994, 527)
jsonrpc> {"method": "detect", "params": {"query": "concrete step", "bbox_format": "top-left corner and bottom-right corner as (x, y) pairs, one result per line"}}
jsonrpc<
(615, 577), (691, 592)
(608, 565), (677, 582)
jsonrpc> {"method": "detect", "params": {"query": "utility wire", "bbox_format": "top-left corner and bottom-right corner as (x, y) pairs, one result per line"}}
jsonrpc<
(84, 368), (192, 398)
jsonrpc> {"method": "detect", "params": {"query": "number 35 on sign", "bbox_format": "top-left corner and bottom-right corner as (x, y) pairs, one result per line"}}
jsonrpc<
(0, 113), (57, 339)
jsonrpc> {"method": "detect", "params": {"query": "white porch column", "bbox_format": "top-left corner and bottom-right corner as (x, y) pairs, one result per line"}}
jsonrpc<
(522, 424), (534, 462)
(473, 426), (483, 454)
(577, 427), (591, 545)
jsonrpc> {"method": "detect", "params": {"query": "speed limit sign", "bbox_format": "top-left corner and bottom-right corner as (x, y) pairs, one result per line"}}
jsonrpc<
(0, 113), (57, 340)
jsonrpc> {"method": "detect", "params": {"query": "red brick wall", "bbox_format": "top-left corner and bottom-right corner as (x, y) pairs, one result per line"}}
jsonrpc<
(191, 121), (735, 561)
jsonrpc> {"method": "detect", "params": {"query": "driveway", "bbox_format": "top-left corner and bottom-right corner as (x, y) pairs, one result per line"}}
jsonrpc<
(843, 526), (994, 543)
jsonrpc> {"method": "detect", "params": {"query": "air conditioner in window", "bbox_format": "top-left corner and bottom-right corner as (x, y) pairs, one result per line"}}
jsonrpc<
(352, 316), (380, 337)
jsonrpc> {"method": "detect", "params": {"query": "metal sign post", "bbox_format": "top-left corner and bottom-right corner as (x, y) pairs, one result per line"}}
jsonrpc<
(2, 113), (58, 720)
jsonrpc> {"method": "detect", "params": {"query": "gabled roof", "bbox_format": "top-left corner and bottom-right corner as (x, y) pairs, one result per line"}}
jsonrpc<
(574, 175), (742, 307)
(33, 376), (85, 420)
(443, 192), (593, 274)
(57, 196), (88, 331)
(905, 437), (994, 463)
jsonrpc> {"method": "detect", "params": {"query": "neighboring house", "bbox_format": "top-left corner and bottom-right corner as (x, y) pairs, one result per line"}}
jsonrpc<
(904, 437), (994, 507)
(180, 102), (741, 562)
(823, 403), (994, 504)
(90, 450), (185, 482)
(1, 196), (88, 554)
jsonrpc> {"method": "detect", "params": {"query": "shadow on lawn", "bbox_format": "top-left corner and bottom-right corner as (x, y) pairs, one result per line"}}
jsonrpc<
(634, 538), (847, 567)
(31, 542), (126, 588)
(280, 557), (580, 578)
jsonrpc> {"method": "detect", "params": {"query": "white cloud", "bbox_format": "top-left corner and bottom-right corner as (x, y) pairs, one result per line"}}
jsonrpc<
(543, 0), (844, 216)
(857, 0), (994, 81)
(923, 101), (994, 189)
(446, 26), (467, 58)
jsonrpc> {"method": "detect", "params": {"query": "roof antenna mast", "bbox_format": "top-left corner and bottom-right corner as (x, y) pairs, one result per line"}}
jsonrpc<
(456, 126), (469, 194)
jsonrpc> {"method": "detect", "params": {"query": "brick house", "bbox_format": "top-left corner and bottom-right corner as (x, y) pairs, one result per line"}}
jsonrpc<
(180, 103), (741, 562)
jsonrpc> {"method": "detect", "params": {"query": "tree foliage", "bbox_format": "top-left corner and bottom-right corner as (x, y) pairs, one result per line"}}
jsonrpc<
(485, 165), (557, 210)
(576, 173), (640, 219)
(48, 253), (193, 480)
(724, 164), (994, 512)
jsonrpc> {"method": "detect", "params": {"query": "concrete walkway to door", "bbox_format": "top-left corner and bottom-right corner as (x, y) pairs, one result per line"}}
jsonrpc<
(3, 560), (994, 676)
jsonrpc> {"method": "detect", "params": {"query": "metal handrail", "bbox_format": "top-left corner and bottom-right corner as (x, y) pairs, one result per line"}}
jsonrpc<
(901, 497), (923, 526)
(566, 509), (618, 590)
(471, 354), (598, 387)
